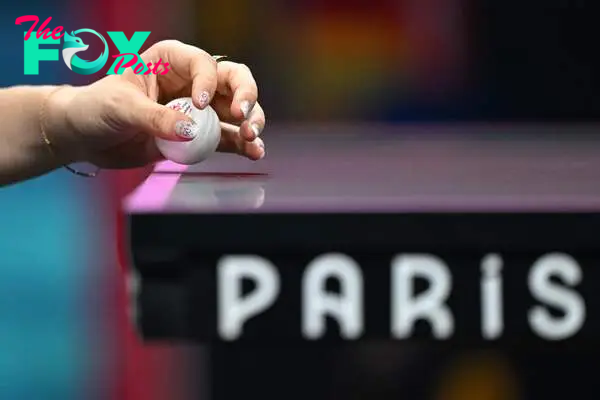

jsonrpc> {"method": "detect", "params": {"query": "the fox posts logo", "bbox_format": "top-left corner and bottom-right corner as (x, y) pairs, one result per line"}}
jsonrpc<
(62, 29), (109, 75)
(16, 15), (171, 76)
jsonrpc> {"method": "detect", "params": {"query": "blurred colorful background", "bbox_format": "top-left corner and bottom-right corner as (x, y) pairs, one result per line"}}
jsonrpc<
(1, 0), (599, 399)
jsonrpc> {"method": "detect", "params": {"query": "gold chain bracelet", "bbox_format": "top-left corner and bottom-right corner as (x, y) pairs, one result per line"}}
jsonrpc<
(40, 86), (101, 178)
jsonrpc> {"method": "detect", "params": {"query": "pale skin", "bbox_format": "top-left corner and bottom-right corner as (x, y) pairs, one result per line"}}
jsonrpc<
(0, 40), (266, 186)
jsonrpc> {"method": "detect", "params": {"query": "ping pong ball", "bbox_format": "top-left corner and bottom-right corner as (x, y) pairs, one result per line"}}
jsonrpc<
(155, 97), (221, 165)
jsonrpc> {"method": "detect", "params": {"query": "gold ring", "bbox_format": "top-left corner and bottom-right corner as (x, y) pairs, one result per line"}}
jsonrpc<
(212, 55), (227, 62)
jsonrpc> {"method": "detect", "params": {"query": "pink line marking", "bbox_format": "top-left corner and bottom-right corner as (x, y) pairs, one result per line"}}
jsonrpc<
(153, 160), (189, 173)
(124, 162), (187, 211)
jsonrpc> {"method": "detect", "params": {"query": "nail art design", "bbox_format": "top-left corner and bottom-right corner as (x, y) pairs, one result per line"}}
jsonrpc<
(175, 120), (197, 139)
(255, 137), (265, 155)
(169, 100), (193, 116)
(198, 91), (210, 108)
(240, 100), (255, 119)
(251, 123), (263, 137)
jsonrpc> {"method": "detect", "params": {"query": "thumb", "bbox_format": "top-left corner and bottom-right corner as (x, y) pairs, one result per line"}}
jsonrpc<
(130, 96), (199, 142)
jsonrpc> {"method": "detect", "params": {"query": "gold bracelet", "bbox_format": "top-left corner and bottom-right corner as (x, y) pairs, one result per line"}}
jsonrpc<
(40, 86), (101, 178)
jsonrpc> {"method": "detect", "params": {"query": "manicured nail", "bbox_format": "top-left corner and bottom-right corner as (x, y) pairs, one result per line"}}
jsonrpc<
(240, 100), (255, 119)
(255, 137), (265, 159)
(198, 91), (210, 109)
(175, 120), (197, 139)
(250, 123), (263, 137)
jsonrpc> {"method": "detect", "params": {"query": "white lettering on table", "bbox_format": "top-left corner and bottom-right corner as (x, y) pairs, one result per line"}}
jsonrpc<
(481, 254), (503, 339)
(528, 253), (585, 340)
(217, 255), (280, 341)
(391, 254), (454, 339)
(213, 252), (587, 341)
(302, 253), (364, 339)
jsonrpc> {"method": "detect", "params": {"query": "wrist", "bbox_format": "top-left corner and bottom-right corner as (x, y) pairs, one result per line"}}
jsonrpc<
(41, 85), (85, 164)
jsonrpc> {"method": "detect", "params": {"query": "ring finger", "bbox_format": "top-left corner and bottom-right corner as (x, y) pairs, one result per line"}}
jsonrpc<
(212, 96), (266, 141)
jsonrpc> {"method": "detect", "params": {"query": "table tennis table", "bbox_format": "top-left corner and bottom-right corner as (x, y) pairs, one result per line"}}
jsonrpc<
(125, 124), (600, 342)
(125, 124), (600, 399)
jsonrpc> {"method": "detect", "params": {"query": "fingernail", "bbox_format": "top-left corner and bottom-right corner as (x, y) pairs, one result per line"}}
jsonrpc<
(250, 123), (263, 137)
(198, 91), (210, 109)
(175, 120), (198, 139)
(240, 100), (255, 119)
(255, 137), (265, 159)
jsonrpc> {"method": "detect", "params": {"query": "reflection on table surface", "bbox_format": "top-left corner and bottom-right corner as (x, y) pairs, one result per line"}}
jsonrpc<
(128, 125), (600, 213)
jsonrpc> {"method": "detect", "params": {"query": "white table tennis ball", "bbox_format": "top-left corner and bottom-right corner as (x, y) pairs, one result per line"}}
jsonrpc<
(155, 97), (221, 165)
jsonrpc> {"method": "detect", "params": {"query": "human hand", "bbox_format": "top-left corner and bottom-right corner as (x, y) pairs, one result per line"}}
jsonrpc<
(44, 40), (266, 169)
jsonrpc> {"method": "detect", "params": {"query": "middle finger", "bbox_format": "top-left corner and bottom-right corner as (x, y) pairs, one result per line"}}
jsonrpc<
(216, 61), (259, 120)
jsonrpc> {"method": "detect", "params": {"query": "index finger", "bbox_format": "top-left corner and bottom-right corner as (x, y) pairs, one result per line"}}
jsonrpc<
(154, 40), (219, 110)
